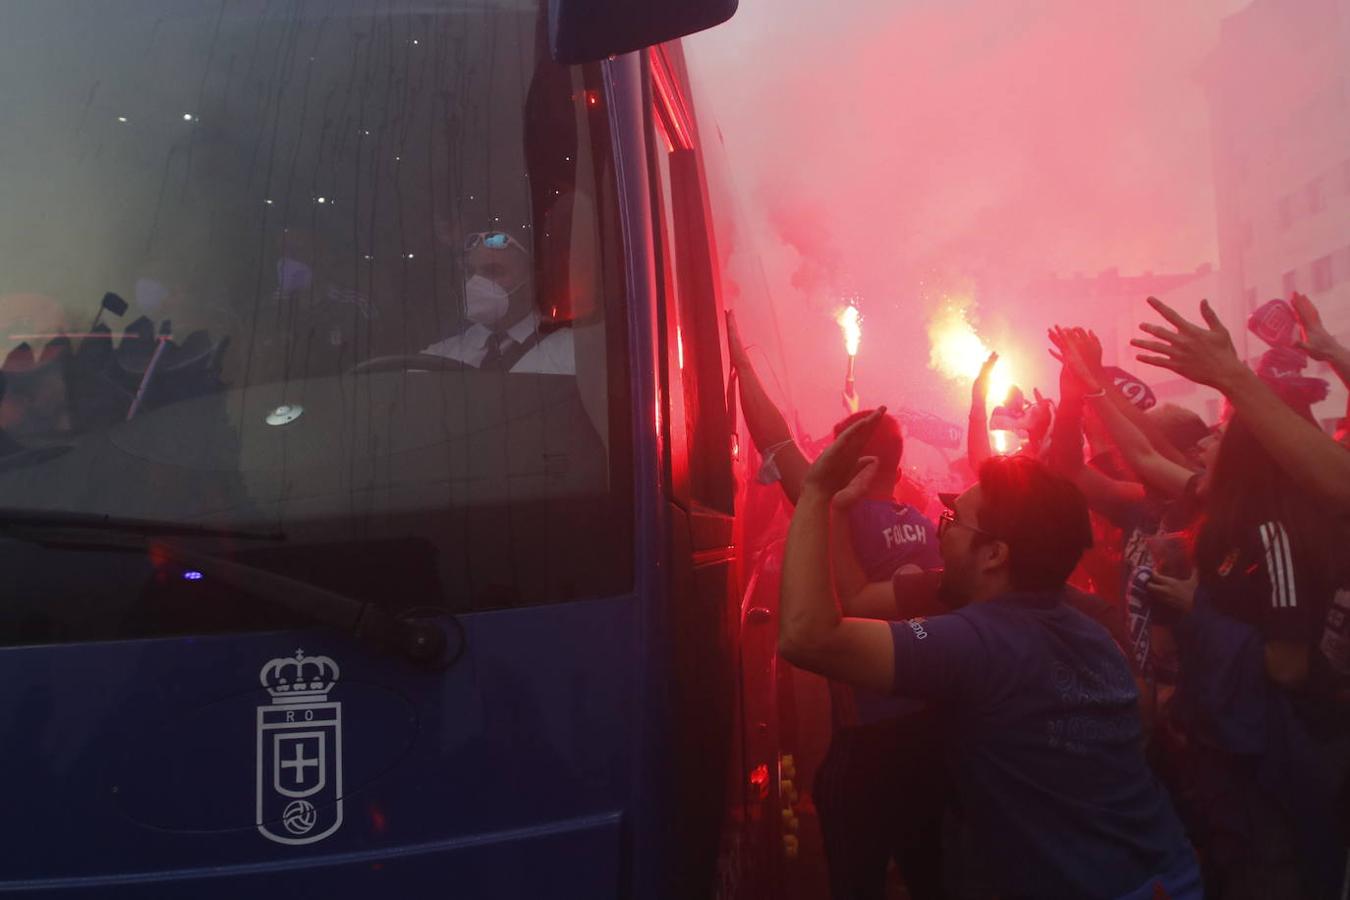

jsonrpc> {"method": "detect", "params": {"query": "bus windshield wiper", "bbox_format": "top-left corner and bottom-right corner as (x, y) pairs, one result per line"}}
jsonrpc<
(0, 508), (284, 542)
(0, 513), (449, 667)
(162, 543), (450, 667)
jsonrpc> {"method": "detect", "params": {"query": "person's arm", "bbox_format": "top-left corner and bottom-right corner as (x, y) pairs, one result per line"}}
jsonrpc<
(842, 581), (909, 619)
(1293, 292), (1350, 390)
(1046, 333), (1149, 513)
(778, 410), (896, 693)
(728, 311), (810, 504)
(1083, 394), (1192, 498)
(1047, 338), (1087, 476)
(829, 500), (872, 605)
(967, 351), (997, 470)
(1294, 292), (1350, 424)
(1052, 326), (1192, 498)
(1023, 389), (1053, 457)
(1072, 463), (1148, 514)
(1252, 520), (1314, 688)
(1054, 327), (1193, 467)
(1134, 297), (1350, 512)
(840, 570), (945, 620)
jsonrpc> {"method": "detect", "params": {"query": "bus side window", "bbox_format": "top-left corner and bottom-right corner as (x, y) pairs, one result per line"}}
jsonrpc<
(648, 50), (734, 515)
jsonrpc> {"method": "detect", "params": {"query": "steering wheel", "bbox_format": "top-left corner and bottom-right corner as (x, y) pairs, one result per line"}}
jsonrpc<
(348, 354), (470, 376)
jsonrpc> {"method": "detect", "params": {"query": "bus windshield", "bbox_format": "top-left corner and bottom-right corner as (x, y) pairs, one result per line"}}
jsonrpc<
(0, 0), (632, 641)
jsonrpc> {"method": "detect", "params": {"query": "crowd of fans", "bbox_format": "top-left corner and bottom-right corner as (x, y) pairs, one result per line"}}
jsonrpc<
(732, 293), (1349, 899)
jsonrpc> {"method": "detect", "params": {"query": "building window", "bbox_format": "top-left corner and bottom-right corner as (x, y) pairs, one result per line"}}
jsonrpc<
(1282, 269), (1298, 295)
(1312, 256), (1333, 292)
(1278, 194), (1295, 228)
(1307, 178), (1324, 214)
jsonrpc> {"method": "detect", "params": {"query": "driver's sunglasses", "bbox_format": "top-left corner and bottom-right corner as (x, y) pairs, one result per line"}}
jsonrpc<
(463, 231), (527, 254)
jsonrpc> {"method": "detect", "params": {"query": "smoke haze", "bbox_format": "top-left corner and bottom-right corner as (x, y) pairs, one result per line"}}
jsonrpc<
(686, 0), (1253, 440)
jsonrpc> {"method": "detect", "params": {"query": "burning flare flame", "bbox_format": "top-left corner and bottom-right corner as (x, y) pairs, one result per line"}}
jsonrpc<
(836, 304), (862, 357)
(927, 297), (1013, 406)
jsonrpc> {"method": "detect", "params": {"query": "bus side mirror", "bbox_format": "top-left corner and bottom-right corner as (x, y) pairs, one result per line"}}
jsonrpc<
(548, 0), (738, 64)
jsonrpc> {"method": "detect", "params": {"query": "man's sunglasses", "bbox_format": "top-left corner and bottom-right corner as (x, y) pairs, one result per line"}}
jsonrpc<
(936, 492), (998, 541)
(463, 231), (528, 254)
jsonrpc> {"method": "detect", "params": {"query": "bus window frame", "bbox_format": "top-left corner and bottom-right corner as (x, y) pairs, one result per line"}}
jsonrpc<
(645, 45), (735, 518)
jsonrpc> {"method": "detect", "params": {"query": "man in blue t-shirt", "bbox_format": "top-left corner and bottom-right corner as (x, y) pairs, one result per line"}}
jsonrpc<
(779, 411), (1200, 899)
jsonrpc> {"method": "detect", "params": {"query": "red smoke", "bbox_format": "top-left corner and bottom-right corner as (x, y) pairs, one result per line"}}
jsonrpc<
(687, 0), (1249, 444)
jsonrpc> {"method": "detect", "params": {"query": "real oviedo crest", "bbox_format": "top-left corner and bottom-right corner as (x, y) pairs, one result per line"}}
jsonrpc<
(257, 650), (343, 845)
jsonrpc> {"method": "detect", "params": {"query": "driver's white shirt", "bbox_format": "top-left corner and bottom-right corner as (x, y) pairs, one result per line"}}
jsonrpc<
(421, 312), (574, 375)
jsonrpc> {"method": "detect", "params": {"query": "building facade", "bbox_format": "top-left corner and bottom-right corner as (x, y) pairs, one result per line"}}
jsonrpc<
(1203, 0), (1350, 429)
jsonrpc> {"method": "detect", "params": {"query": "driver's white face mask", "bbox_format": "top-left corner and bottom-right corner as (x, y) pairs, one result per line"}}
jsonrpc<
(464, 275), (512, 325)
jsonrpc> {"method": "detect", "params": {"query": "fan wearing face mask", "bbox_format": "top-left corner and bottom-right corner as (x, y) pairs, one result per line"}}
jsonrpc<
(421, 230), (575, 375)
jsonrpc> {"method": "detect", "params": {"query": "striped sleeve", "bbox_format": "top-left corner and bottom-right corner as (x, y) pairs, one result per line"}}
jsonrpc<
(1257, 521), (1297, 611)
(1255, 521), (1311, 640)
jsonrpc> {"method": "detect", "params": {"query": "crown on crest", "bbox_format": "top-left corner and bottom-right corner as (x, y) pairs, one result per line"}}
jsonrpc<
(259, 649), (340, 703)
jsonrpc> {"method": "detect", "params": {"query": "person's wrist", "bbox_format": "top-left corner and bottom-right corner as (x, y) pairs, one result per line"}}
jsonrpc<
(1327, 342), (1350, 369)
(830, 493), (859, 511)
(799, 483), (834, 505)
(1214, 355), (1255, 395)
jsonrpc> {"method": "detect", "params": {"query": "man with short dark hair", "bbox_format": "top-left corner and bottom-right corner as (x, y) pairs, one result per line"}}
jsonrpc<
(779, 410), (1200, 899)
(830, 410), (936, 582)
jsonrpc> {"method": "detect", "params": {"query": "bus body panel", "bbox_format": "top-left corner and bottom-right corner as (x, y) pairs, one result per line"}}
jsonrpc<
(0, 596), (640, 895)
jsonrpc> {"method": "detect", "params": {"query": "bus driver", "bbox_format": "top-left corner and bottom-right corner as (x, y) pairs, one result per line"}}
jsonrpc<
(420, 228), (575, 375)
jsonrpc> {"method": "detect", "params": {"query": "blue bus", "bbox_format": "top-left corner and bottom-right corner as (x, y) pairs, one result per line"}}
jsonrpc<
(0, 1), (804, 896)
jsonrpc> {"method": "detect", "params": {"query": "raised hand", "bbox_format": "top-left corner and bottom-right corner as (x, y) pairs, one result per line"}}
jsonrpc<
(973, 351), (999, 401)
(1291, 292), (1343, 362)
(1048, 326), (1101, 395)
(803, 407), (886, 499)
(1079, 328), (1104, 374)
(831, 456), (878, 510)
(1025, 389), (1054, 444)
(726, 310), (752, 372)
(1130, 297), (1245, 390)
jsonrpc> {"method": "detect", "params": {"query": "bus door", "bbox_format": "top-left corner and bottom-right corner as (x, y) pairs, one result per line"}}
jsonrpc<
(0, 2), (638, 896)
(644, 44), (745, 898)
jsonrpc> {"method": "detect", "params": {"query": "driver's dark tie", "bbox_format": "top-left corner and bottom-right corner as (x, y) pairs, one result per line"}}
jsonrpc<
(479, 331), (513, 369)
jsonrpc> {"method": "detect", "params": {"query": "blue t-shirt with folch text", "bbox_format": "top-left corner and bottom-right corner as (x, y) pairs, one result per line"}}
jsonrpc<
(843, 499), (941, 725)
